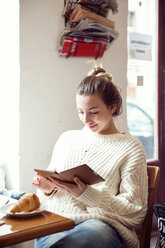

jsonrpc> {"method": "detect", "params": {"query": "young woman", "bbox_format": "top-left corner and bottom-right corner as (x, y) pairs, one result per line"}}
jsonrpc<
(33, 65), (148, 248)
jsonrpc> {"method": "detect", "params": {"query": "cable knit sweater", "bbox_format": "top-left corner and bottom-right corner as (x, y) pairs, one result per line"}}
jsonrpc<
(38, 126), (148, 248)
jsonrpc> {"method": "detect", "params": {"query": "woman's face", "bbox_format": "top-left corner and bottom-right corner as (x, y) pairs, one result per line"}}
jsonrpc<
(76, 94), (115, 134)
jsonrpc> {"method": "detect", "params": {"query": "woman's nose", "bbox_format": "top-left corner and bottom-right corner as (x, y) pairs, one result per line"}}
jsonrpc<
(83, 113), (89, 123)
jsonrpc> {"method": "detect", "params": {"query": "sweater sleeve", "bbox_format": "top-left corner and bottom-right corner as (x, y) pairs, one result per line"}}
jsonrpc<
(77, 144), (148, 228)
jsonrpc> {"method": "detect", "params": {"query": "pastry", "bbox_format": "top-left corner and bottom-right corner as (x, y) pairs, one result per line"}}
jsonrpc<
(10, 193), (40, 213)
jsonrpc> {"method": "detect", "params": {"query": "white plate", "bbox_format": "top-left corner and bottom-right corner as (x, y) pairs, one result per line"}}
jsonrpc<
(0, 203), (45, 217)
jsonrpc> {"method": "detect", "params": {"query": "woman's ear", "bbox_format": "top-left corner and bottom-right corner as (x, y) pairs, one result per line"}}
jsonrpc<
(108, 104), (117, 114)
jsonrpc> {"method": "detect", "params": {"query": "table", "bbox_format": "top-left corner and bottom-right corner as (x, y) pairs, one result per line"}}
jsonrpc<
(0, 209), (75, 247)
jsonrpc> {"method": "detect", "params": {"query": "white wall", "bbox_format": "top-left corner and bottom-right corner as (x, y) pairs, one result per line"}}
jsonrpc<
(18, 0), (128, 192)
(0, 0), (20, 191)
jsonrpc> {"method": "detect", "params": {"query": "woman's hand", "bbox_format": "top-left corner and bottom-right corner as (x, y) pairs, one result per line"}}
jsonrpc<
(49, 176), (87, 198)
(32, 173), (56, 194)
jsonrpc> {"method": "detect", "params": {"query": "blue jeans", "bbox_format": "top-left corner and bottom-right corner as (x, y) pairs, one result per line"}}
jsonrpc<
(34, 219), (124, 248)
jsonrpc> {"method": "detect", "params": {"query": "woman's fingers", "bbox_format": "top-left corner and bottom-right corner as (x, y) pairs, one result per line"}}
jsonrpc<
(48, 177), (66, 188)
(47, 176), (87, 197)
(32, 181), (39, 185)
(32, 175), (54, 192)
(32, 176), (40, 185)
(73, 177), (86, 191)
(74, 176), (83, 186)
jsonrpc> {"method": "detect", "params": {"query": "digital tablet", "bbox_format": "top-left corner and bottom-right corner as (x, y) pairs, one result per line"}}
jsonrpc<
(34, 164), (105, 185)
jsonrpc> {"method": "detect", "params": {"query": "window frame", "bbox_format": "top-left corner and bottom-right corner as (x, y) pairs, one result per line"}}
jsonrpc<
(147, 0), (165, 202)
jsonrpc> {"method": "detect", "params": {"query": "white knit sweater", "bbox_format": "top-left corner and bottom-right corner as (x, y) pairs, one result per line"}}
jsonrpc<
(38, 127), (148, 248)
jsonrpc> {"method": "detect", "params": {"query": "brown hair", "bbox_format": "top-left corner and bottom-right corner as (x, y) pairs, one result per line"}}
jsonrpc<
(77, 66), (122, 117)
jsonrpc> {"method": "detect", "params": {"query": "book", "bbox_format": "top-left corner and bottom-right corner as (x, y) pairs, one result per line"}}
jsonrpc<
(34, 164), (105, 185)
(59, 36), (107, 58)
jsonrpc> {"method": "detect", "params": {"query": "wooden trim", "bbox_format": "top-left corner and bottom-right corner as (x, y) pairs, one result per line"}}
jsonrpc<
(157, 0), (165, 202)
(148, 0), (165, 203)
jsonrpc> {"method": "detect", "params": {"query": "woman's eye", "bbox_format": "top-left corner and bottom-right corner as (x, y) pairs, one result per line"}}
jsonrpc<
(91, 112), (99, 115)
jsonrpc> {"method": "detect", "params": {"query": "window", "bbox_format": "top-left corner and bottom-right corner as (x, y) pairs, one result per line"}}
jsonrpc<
(127, 0), (158, 161)
(0, 0), (20, 189)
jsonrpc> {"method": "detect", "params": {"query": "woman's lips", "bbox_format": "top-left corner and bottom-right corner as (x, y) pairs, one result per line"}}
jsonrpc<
(88, 124), (97, 129)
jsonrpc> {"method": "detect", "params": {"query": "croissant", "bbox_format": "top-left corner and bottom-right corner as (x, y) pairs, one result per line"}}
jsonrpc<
(10, 193), (40, 213)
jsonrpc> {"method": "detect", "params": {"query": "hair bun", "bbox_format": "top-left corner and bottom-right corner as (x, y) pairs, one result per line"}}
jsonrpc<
(87, 60), (112, 81)
(88, 66), (105, 76)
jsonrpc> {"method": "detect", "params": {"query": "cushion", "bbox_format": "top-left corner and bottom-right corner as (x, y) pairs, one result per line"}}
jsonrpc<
(1, 190), (25, 200)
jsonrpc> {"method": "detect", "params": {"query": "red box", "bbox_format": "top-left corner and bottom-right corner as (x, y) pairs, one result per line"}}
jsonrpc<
(60, 36), (107, 58)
